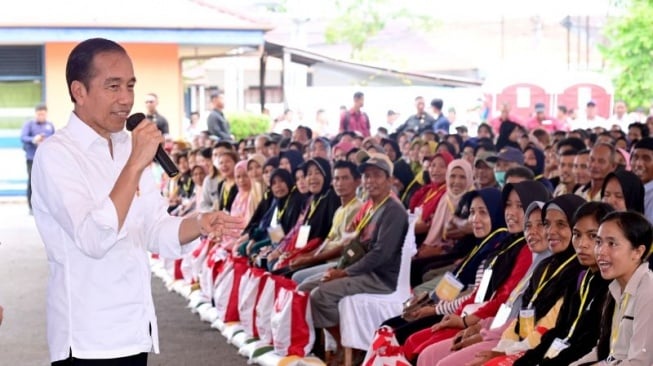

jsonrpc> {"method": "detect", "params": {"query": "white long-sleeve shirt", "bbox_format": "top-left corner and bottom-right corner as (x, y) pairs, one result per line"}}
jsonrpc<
(31, 113), (191, 362)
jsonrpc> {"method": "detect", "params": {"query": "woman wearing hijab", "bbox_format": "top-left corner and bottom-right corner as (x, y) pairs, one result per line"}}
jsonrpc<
(279, 149), (304, 174)
(410, 152), (454, 245)
(417, 199), (554, 365)
(402, 181), (552, 361)
(246, 153), (266, 188)
(524, 144), (554, 192)
(213, 151), (239, 211)
(601, 170), (645, 213)
(236, 168), (306, 257)
(382, 187), (509, 344)
(496, 121), (523, 151)
(264, 157), (340, 271)
(461, 194), (586, 366)
(514, 202), (614, 366)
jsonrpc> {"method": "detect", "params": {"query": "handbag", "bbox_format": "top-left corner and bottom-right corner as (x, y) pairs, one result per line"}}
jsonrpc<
(335, 238), (368, 269)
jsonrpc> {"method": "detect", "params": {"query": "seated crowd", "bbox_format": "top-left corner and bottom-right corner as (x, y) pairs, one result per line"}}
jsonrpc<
(154, 103), (653, 366)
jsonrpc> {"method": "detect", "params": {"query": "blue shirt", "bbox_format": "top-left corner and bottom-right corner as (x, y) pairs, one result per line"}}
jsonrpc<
(21, 119), (55, 160)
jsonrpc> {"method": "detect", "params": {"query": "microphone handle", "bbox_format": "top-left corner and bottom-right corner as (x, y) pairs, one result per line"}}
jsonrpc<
(155, 145), (180, 178)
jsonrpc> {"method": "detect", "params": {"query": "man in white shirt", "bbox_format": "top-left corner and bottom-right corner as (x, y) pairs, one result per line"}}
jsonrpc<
(31, 38), (237, 366)
(571, 100), (609, 131)
(608, 100), (633, 132)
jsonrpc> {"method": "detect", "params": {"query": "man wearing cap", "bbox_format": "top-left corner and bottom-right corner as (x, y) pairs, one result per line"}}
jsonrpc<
(571, 100), (609, 131)
(487, 147), (524, 187)
(299, 153), (408, 359)
(207, 91), (232, 141)
(631, 137), (653, 223)
(396, 96), (436, 134)
(526, 102), (566, 133)
(474, 151), (499, 189)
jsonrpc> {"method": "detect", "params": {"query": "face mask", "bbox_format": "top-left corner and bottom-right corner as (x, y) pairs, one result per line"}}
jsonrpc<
(495, 171), (506, 187)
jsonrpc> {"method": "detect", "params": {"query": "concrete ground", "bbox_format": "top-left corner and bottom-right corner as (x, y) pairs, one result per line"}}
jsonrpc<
(0, 201), (246, 365)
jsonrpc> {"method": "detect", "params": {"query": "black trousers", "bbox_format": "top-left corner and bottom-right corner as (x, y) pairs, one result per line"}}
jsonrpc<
(26, 159), (33, 210)
(51, 352), (148, 366)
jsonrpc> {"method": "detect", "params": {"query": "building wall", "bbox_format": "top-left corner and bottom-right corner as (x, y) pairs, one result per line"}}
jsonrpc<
(44, 43), (184, 136)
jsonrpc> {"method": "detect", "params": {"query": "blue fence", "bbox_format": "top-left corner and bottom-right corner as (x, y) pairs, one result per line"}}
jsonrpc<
(0, 130), (27, 197)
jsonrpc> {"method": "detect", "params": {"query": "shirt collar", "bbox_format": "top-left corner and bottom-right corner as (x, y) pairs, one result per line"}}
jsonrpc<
(67, 112), (129, 151)
(609, 262), (650, 299)
(644, 180), (653, 191)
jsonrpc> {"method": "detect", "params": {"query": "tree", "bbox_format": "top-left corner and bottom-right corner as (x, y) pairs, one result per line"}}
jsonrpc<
(601, 0), (653, 109)
(324, 0), (436, 61)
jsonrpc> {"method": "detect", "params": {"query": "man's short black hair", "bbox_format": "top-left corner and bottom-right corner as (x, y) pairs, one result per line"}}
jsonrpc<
(431, 98), (444, 111)
(66, 38), (127, 103)
(629, 122), (650, 139)
(298, 125), (313, 139)
(210, 90), (224, 100)
(35, 103), (47, 112)
(506, 166), (535, 181)
(557, 105), (568, 114)
(354, 91), (364, 100)
(560, 149), (579, 157)
(333, 160), (361, 180)
(214, 141), (234, 150)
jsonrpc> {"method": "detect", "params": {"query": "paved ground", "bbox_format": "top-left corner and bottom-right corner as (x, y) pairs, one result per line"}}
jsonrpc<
(0, 201), (247, 365)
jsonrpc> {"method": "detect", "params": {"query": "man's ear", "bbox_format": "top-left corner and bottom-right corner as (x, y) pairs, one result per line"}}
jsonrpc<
(70, 80), (86, 106)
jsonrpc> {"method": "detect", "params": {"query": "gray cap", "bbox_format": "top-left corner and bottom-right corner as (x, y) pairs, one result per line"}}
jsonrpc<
(358, 152), (393, 176)
(487, 147), (524, 165)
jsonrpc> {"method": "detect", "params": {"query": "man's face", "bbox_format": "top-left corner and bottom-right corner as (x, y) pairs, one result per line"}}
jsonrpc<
(311, 141), (329, 160)
(629, 126), (642, 143)
(293, 128), (308, 143)
(145, 95), (157, 114)
(587, 105), (597, 119)
(589, 145), (615, 181)
(415, 98), (425, 114)
(333, 167), (358, 198)
(631, 148), (653, 184)
(72, 51), (135, 138)
(354, 97), (364, 109)
(474, 162), (496, 188)
(573, 153), (590, 185)
(558, 155), (575, 184)
(255, 137), (268, 156)
(363, 166), (390, 199)
(35, 109), (47, 123)
(615, 102), (627, 117)
(213, 94), (225, 110)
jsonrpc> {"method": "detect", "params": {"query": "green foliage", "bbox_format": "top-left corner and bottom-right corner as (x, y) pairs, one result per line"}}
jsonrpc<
(0, 116), (26, 129)
(0, 81), (41, 108)
(325, 0), (437, 60)
(601, 0), (653, 108)
(226, 112), (271, 140)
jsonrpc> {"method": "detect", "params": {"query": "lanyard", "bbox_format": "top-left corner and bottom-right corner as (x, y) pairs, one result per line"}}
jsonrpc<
(276, 187), (296, 221)
(610, 292), (631, 357)
(527, 254), (577, 308)
(455, 228), (508, 277)
(220, 181), (232, 209)
(565, 271), (592, 341)
(488, 236), (525, 269)
(400, 178), (418, 203)
(355, 195), (391, 234)
(307, 194), (326, 220)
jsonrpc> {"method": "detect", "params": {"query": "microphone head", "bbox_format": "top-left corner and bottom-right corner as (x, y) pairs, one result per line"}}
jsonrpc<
(126, 113), (146, 131)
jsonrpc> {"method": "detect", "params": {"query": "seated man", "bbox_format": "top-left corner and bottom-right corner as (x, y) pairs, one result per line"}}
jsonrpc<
(299, 153), (409, 359)
(290, 160), (363, 284)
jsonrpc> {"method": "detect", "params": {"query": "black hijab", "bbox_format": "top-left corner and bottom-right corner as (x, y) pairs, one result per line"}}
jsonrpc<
(483, 181), (552, 301)
(496, 120), (521, 151)
(601, 170), (645, 214)
(302, 157), (341, 240)
(519, 194), (586, 322)
(280, 150), (304, 174)
(382, 138), (402, 161)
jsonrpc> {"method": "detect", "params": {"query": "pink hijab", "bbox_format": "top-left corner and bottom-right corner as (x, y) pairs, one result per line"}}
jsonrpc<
(423, 159), (474, 248)
(617, 148), (631, 171)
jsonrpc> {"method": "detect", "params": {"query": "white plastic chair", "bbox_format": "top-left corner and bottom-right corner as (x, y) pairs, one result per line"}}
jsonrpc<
(338, 213), (416, 357)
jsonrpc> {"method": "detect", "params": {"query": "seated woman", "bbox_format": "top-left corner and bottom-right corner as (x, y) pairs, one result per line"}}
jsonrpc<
(382, 187), (509, 344)
(236, 168), (306, 257)
(279, 149), (304, 173)
(262, 157), (340, 271)
(523, 144), (554, 192)
(172, 165), (206, 217)
(570, 211), (653, 366)
(411, 159), (473, 286)
(213, 150), (239, 212)
(166, 151), (193, 213)
(401, 181), (551, 361)
(601, 170), (645, 213)
(514, 202), (614, 366)
(420, 194), (586, 366)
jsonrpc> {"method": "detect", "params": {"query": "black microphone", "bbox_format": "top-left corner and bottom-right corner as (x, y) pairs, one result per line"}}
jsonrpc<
(126, 113), (179, 178)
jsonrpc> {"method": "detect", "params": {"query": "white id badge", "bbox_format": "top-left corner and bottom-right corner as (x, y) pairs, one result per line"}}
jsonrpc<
(490, 303), (512, 329)
(474, 269), (493, 303)
(544, 338), (569, 359)
(435, 272), (465, 301)
(295, 225), (311, 249)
